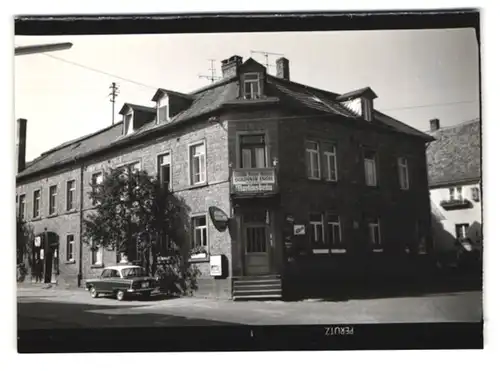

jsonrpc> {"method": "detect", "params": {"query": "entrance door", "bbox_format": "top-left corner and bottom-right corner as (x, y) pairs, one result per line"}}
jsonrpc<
(243, 210), (270, 275)
(44, 249), (53, 284)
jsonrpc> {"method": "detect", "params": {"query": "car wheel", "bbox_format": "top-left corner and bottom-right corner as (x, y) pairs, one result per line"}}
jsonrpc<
(90, 286), (99, 298)
(116, 290), (126, 301)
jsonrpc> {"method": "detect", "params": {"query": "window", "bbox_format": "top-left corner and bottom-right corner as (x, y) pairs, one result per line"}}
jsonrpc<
(368, 218), (382, 247)
(364, 150), (377, 186)
(192, 215), (208, 254)
(91, 240), (103, 266)
(91, 172), (103, 205)
(19, 194), (26, 220)
(398, 157), (409, 190)
(309, 213), (324, 244)
(243, 72), (261, 99)
(455, 223), (470, 240)
(449, 186), (463, 201)
(118, 161), (141, 180)
(326, 214), (342, 245)
(323, 143), (338, 181)
(306, 140), (321, 179)
(189, 142), (206, 185)
(110, 269), (120, 278)
(33, 189), (41, 218)
(66, 180), (76, 211)
(240, 134), (266, 168)
(48, 185), (57, 215)
(158, 153), (172, 190)
(66, 234), (75, 261)
(123, 113), (133, 135)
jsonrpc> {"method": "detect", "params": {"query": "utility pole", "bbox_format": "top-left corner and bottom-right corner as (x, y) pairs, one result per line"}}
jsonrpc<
(250, 50), (284, 72)
(109, 82), (120, 125)
(198, 59), (221, 83)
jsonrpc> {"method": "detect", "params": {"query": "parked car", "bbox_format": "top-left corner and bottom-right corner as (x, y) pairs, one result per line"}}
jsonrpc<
(85, 265), (157, 301)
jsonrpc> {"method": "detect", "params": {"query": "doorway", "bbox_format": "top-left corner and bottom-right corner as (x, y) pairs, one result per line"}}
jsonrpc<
(243, 210), (270, 275)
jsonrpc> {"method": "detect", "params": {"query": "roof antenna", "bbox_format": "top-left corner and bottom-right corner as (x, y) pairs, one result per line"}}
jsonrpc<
(250, 50), (284, 73)
(198, 59), (221, 83)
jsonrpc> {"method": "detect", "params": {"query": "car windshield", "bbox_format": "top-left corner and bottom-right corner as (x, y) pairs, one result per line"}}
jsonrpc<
(121, 267), (146, 278)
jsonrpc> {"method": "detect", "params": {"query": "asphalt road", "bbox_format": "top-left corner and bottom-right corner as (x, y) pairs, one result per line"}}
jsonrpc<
(17, 285), (483, 330)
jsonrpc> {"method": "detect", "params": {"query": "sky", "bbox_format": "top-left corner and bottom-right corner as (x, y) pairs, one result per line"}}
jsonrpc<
(14, 28), (480, 161)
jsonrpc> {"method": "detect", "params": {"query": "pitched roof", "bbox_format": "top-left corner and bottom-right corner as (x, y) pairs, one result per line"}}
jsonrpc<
(119, 103), (156, 115)
(426, 118), (481, 187)
(17, 59), (432, 181)
(336, 87), (378, 101)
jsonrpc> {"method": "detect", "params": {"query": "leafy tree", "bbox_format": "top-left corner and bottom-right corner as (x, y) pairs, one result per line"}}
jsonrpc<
(17, 215), (34, 281)
(83, 167), (198, 294)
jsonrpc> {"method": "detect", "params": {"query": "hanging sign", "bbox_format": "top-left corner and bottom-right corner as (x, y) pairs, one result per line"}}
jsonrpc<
(293, 225), (306, 235)
(35, 236), (41, 247)
(208, 206), (230, 232)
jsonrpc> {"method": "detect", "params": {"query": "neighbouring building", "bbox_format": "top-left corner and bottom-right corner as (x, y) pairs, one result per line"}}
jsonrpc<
(426, 118), (482, 264)
(16, 55), (434, 299)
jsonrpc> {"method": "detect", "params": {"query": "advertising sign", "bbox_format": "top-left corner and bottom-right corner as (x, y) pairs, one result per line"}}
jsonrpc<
(210, 255), (222, 276)
(231, 169), (277, 194)
(35, 236), (41, 247)
(208, 206), (230, 232)
(293, 224), (306, 235)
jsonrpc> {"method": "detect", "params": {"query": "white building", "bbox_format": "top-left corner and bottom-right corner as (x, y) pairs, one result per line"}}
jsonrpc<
(426, 118), (481, 261)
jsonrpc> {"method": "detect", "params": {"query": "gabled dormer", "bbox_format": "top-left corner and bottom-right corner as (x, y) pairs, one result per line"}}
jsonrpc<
(151, 89), (193, 125)
(238, 58), (267, 100)
(119, 103), (156, 136)
(336, 87), (378, 122)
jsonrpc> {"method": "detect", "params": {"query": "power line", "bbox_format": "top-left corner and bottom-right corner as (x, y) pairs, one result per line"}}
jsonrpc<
(42, 53), (158, 91)
(380, 99), (479, 112)
(40, 53), (479, 113)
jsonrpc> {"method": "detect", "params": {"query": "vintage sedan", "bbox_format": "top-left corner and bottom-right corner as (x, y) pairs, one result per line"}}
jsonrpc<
(85, 265), (157, 301)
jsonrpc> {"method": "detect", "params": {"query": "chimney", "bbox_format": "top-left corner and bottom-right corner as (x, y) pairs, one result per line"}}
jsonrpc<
(16, 118), (27, 174)
(276, 57), (290, 80)
(430, 118), (440, 132)
(221, 55), (243, 79)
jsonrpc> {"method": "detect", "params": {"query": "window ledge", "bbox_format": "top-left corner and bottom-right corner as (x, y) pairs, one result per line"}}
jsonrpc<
(91, 264), (104, 269)
(65, 209), (79, 215)
(186, 182), (209, 191)
(47, 213), (59, 219)
(32, 217), (42, 222)
(65, 260), (76, 265)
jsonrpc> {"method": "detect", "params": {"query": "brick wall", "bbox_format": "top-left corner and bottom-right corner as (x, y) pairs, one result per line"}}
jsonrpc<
(17, 118), (232, 290)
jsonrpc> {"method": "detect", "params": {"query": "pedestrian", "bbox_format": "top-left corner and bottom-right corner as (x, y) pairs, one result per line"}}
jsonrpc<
(34, 258), (40, 283)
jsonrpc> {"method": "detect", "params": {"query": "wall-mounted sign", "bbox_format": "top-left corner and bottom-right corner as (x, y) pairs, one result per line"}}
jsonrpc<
(231, 168), (277, 194)
(210, 255), (222, 276)
(35, 236), (41, 247)
(40, 249), (44, 260)
(293, 225), (306, 235)
(208, 206), (230, 232)
(285, 215), (294, 224)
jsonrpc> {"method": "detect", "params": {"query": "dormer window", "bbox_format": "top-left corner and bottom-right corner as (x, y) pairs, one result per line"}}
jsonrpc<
(243, 73), (261, 99)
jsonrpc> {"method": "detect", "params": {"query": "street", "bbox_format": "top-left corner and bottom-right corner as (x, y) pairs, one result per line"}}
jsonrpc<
(17, 285), (482, 330)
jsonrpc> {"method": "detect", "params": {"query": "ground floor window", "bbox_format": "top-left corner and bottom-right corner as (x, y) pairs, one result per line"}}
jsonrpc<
(309, 213), (324, 244)
(191, 215), (208, 259)
(66, 234), (75, 262)
(368, 218), (382, 251)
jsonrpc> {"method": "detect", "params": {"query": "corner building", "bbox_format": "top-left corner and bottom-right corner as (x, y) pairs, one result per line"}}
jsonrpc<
(16, 55), (434, 299)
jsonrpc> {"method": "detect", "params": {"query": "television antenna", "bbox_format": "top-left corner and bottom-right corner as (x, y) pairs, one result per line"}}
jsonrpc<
(250, 50), (284, 71)
(198, 59), (221, 83)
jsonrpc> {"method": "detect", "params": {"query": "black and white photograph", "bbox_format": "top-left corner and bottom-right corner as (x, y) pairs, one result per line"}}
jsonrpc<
(10, 9), (485, 354)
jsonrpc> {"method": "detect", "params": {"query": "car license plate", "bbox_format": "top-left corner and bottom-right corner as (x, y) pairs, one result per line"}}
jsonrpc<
(141, 282), (149, 288)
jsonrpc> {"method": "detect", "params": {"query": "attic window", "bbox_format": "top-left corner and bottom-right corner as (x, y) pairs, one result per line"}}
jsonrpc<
(243, 72), (261, 99)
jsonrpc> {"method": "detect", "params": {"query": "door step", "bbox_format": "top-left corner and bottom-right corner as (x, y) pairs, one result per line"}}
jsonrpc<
(232, 275), (282, 301)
